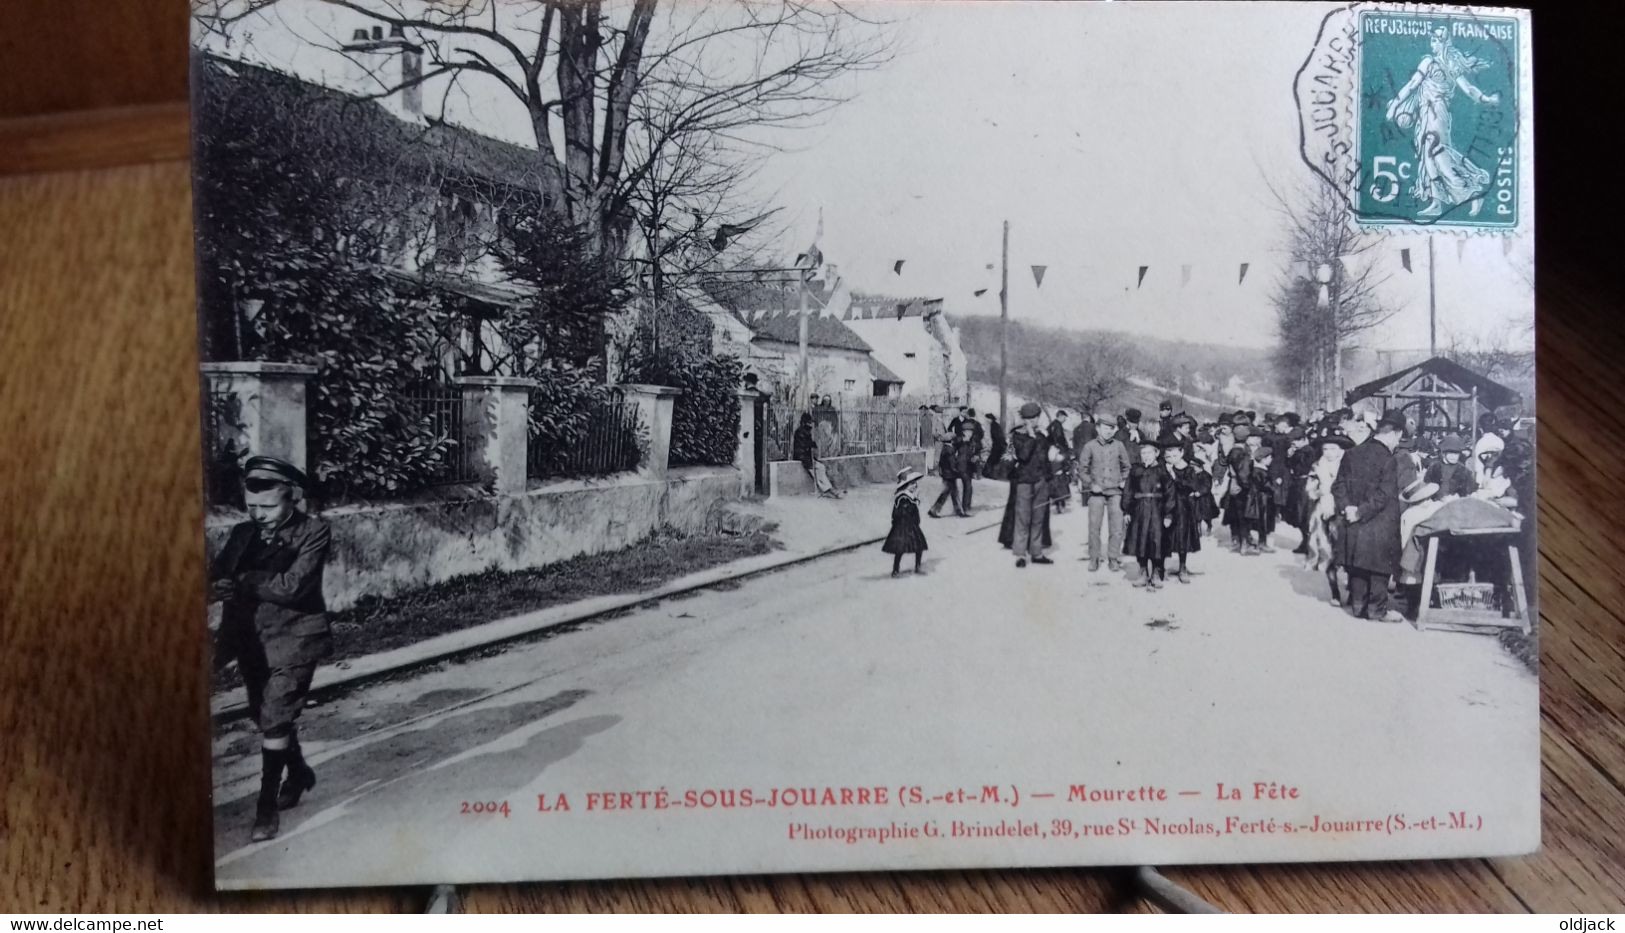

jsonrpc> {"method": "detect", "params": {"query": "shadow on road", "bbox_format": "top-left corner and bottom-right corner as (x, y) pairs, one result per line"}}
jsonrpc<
(213, 690), (604, 855)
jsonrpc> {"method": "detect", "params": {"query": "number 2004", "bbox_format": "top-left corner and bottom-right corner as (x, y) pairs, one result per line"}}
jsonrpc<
(462, 800), (512, 817)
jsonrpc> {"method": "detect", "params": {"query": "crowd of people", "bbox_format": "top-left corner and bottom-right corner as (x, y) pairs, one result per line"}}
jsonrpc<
(884, 398), (1536, 622)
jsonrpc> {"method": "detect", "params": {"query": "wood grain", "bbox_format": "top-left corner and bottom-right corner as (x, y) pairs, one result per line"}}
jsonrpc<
(0, 104), (192, 178)
(0, 1), (191, 120)
(0, 156), (1620, 913)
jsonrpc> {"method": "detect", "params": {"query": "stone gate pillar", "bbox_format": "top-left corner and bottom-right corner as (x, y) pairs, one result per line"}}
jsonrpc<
(199, 361), (317, 473)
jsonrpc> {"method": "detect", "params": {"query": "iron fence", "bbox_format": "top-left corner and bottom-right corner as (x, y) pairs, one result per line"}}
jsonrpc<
(763, 405), (930, 462)
(528, 392), (644, 481)
(403, 381), (474, 486)
(202, 388), (246, 507)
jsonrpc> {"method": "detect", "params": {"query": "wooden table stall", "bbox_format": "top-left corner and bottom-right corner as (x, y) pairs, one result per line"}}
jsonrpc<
(1415, 520), (1532, 636)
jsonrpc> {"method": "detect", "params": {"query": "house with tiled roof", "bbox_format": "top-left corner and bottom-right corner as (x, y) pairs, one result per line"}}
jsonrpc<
(841, 292), (969, 406)
(703, 282), (904, 400)
(194, 38), (554, 379)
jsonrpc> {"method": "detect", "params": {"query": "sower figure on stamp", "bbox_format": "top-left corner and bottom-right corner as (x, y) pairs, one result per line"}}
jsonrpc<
(210, 456), (333, 842)
(1331, 412), (1407, 623)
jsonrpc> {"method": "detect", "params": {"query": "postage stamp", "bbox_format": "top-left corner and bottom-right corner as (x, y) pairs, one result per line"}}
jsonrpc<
(1296, 4), (1525, 233)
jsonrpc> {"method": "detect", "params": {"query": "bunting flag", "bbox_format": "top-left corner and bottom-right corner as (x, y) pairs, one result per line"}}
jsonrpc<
(974, 288), (989, 297)
(1137, 265), (1149, 288)
(893, 260), (906, 275)
(1238, 262), (1250, 284)
(985, 263), (995, 271)
(1400, 248), (1412, 272)
(1455, 238), (1467, 262)
(1031, 265), (1048, 287)
(1180, 264), (1192, 288)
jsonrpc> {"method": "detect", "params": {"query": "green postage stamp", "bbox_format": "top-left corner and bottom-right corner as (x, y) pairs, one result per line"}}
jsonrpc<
(1297, 4), (1526, 233)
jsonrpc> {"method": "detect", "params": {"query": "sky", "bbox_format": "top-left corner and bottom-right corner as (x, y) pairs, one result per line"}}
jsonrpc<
(196, 0), (1535, 352)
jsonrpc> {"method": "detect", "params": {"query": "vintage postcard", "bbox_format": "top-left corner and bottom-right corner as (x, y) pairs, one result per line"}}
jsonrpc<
(191, 0), (1537, 889)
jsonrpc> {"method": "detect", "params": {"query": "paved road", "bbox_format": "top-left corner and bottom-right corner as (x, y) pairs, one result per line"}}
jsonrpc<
(213, 489), (1538, 888)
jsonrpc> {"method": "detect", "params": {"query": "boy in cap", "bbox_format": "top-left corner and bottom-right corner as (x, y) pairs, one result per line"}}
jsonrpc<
(1079, 414), (1132, 571)
(210, 456), (332, 841)
(1241, 444), (1276, 555)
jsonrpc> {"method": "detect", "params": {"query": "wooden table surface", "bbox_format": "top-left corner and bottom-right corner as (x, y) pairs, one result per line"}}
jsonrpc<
(1, 110), (1622, 913)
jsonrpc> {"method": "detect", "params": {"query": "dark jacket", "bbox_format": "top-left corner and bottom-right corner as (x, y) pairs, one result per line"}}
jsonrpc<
(1331, 437), (1402, 574)
(792, 423), (816, 468)
(1425, 459), (1478, 499)
(986, 419), (1006, 464)
(1009, 424), (1051, 485)
(211, 509), (333, 667)
(1046, 420), (1072, 458)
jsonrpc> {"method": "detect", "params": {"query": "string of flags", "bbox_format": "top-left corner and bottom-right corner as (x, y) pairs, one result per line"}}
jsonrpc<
(922, 232), (1522, 300)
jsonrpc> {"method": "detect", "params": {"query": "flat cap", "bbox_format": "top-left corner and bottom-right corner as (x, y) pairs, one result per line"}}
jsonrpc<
(242, 455), (308, 488)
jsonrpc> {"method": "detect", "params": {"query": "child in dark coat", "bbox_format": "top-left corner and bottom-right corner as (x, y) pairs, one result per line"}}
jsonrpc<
(1122, 442), (1170, 588)
(883, 468), (928, 577)
(1242, 445), (1275, 554)
(1161, 441), (1204, 583)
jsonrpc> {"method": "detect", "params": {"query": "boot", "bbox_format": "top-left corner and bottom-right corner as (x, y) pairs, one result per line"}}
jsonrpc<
(277, 734), (317, 811)
(251, 746), (287, 842)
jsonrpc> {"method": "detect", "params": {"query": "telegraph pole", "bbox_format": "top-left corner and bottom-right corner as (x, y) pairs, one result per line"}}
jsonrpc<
(1427, 234), (1437, 357)
(797, 275), (810, 412)
(999, 220), (1010, 427)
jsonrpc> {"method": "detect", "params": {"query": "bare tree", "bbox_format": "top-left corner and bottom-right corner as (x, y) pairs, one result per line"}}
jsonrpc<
(1442, 326), (1536, 411)
(193, 0), (894, 260)
(1266, 176), (1401, 408)
(1022, 334), (1133, 415)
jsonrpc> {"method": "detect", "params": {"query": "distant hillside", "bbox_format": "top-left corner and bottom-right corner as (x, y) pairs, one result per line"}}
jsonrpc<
(955, 316), (1283, 417)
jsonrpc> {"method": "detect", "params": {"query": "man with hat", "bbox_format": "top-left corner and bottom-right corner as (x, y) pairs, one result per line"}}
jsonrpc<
(1120, 408), (1145, 463)
(1005, 402), (1054, 567)
(1155, 400), (1176, 443)
(210, 456), (333, 841)
(1331, 412), (1407, 622)
(1285, 426), (1316, 554)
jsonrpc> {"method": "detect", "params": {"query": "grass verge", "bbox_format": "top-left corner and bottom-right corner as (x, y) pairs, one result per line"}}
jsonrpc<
(1497, 625), (1539, 675)
(214, 525), (778, 692)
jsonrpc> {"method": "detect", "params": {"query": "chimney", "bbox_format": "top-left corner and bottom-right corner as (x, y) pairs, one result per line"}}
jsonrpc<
(341, 21), (424, 120)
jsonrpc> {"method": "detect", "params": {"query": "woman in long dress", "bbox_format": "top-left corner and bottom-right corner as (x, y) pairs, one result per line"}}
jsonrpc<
(1385, 28), (1501, 218)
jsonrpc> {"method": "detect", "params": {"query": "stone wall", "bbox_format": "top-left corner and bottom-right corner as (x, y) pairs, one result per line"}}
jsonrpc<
(768, 449), (930, 497)
(205, 466), (742, 611)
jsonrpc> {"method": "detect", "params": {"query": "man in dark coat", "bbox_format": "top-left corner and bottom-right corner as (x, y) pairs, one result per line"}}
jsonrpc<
(211, 456), (332, 842)
(1120, 408), (1145, 464)
(1331, 411), (1407, 622)
(961, 410), (985, 509)
(983, 413), (1006, 477)
(1004, 402), (1053, 567)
